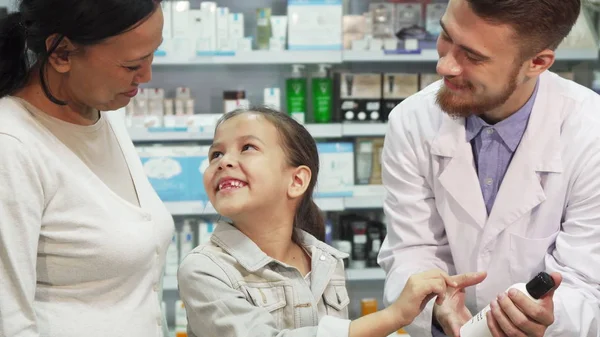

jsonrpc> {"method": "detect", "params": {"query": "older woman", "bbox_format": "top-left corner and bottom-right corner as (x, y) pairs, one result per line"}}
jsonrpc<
(0, 1), (173, 337)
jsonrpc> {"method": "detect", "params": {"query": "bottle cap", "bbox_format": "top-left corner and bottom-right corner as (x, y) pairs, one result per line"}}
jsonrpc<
(526, 272), (555, 299)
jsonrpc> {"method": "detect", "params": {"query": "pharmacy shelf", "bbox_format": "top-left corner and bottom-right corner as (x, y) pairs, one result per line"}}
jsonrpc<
(128, 123), (385, 142)
(343, 49), (440, 62)
(152, 47), (598, 66)
(343, 48), (599, 62)
(128, 127), (214, 142)
(153, 50), (343, 66)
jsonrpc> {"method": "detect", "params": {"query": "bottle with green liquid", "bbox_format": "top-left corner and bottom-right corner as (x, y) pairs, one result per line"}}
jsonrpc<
(312, 64), (333, 123)
(286, 64), (307, 124)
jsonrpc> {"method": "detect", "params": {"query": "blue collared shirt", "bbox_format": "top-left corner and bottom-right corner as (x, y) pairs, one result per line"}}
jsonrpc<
(465, 81), (539, 214)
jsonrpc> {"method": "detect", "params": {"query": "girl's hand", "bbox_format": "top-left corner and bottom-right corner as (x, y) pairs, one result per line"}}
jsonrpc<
(388, 270), (487, 328)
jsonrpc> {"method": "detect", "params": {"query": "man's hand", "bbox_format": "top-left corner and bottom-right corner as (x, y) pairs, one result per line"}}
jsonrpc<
(433, 271), (488, 337)
(487, 272), (562, 337)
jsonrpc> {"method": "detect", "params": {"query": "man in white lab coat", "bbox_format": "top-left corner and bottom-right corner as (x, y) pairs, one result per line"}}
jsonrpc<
(378, 0), (600, 336)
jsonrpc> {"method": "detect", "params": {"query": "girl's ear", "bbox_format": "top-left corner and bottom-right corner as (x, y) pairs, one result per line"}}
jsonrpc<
(288, 165), (311, 199)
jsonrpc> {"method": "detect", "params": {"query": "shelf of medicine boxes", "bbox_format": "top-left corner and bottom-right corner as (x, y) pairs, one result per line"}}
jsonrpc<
(127, 123), (388, 142)
(162, 268), (386, 291)
(151, 47), (600, 66)
(163, 184), (387, 216)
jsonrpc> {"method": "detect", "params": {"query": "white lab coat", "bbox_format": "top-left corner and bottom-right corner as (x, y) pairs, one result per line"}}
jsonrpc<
(378, 71), (600, 337)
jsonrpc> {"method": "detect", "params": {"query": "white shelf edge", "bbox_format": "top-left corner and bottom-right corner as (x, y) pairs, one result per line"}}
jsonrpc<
(153, 50), (343, 66)
(344, 194), (386, 209)
(342, 123), (388, 137)
(128, 128), (214, 142)
(346, 268), (386, 281)
(129, 123), (389, 142)
(315, 198), (346, 212)
(305, 123), (343, 138)
(343, 49), (440, 62)
(151, 47), (597, 66)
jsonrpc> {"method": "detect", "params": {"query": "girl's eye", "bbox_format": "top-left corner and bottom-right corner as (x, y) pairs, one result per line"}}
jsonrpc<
(210, 151), (222, 160)
(242, 144), (257, 151)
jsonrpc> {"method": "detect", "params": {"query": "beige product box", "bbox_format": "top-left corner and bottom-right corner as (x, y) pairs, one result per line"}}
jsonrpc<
(343, 15), (366, 50)
(419, 73), (442, 90)
(384, 73), (419, 99)
(382, 73), (419, 121)
(336, 72), (382, 122)
(369, 138), (385, 185)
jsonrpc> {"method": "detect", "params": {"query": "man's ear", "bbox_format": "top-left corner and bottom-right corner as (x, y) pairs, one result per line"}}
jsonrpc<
(525, 49), (555, 77)
(288, 165), (311, 199)
(45, 34), (76, 74)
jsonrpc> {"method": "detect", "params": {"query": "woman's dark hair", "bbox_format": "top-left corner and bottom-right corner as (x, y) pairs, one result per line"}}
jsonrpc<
(0, 0), (161, 102)
(216, 106), (325, 244)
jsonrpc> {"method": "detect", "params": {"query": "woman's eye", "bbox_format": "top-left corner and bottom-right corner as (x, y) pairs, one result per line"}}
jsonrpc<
(125, 65), (141, 71)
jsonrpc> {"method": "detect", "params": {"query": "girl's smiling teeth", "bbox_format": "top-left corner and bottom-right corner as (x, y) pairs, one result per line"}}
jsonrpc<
(218, 179), (248, 191)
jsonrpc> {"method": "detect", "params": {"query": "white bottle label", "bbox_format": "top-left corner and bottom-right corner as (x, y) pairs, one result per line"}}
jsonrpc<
(460, 283), (534, 337)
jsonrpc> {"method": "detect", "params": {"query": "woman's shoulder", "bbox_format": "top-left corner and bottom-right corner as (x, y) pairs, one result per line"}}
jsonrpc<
(0, 96), (47, 146)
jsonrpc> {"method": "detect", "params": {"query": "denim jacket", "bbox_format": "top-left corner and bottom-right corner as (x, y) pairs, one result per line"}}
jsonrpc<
(178, 221), (352, 337)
